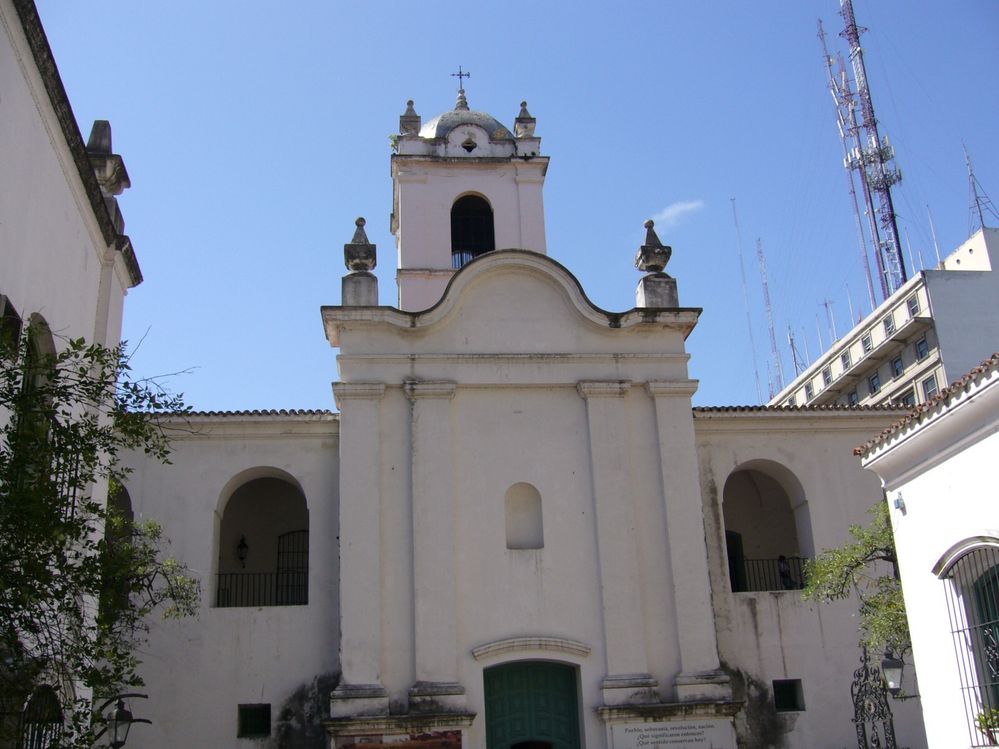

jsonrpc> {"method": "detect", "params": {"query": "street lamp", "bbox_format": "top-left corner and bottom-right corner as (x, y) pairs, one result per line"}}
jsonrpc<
(881, 652), (904, 698)
(95, 693), (151, 748)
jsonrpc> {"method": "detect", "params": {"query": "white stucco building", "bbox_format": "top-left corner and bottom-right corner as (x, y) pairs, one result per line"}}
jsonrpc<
(114, 90), (931, 749)
(2, 0), (142, 739)
(860, 354), (999, 748)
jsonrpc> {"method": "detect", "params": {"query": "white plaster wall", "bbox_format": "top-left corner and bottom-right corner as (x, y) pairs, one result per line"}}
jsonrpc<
(0, 2), (125, 346)
(926, 267), (999, 385)
(121, 415), (340, 749)
(392, 158), (548, 311)
(695, 412), (928, 749)
(864, 367), (999, 749)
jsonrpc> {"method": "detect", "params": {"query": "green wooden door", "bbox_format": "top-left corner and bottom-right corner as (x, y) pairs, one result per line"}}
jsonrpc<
(484, 662), (580, 749)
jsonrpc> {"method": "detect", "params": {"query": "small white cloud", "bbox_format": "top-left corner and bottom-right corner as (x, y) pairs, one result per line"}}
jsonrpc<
(651, 199), (705, 229)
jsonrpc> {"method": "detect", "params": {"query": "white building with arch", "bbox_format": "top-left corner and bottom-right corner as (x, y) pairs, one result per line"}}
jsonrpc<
(861, 354), (999, 748)
(117, 91), (931, 749)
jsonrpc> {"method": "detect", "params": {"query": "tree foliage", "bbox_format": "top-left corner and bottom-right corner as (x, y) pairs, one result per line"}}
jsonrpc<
(0, 331), (198, 747)
(802, 501), (910, 658)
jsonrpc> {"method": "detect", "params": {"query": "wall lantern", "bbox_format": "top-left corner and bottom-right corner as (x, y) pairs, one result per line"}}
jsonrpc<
(881, 652), (904, 698)
(237, 535), (249, 568)
(95, 693), (151, 748)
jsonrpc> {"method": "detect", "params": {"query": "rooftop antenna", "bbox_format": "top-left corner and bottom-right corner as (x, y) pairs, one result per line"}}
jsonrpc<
(839, 0), (907, 294)
(801, 327), (811, 363)
(731, 199), (764, 403)
(845, 283), (856, 325)
(818, 19), (878, 310)
(815, 314), (825, 353)
(965, 143), (999, 235)
(756, 238), (784, 394)
(788, 326), (805, 376)
(821, 298), (838, 342)
(926, 205), (942, 266)
(902, 225), (919, 274)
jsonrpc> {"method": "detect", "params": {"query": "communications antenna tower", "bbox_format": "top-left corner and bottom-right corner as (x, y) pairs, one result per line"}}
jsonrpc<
(965, 143), (999, 235)
(838, 0), (907, 296)
(756, 238), (784, 396)
(730, 199), (764, 403)
(818, 19), (878, 312)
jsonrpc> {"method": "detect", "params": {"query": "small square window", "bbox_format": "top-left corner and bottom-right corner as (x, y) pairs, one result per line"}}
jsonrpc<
(907, 295), (920, 317)
(923, 374), (939, 401)
(861, 333), (873, 354)
(804, 382), (814, 400)
(773, 679), (805, 712)
(841, 351), (852, 370)
(787, 395), (796, 407)
(847, 390), (859, 406)
(896, 390), (916, 408)
(883, 315), (896, 336)
(915, 337), (929, 361)
(822, 367), (832, 387)
(868, 372), (881, 394)
(238, 704), (271, 738)
(891, 357), (904, 378)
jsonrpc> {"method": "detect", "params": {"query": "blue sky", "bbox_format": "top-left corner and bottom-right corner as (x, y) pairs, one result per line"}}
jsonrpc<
(36, 1), (999, 409)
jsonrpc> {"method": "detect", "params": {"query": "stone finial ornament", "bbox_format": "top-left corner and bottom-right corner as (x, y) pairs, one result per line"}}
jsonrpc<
(634, 219), (679, 308)
(455, 88), (470, 112)
(344, 217), (377, 272)
(514, 101), (536, 138)
(400, 100), (421, 135)
(635, 219), (672, 274)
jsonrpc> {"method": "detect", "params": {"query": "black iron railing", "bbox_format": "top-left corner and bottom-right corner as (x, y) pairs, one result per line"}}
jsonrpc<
(730, 556), (808, 593)
(215, 572), (308, 608)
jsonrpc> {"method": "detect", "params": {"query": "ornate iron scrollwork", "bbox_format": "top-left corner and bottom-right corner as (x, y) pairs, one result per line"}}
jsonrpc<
(851, 647), (897, 749)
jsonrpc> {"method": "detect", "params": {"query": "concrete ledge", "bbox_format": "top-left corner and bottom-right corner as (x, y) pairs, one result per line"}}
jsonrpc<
(324, 711), (477, 737)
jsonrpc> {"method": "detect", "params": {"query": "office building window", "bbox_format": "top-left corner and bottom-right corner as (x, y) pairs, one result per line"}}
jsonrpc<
(907, 295), (920, 317)
(841, 351), (852, 370)
(804, 382), (814, 400)
(883, 315), (896, 336)
(896, 390), (916, 408)
(787, 395), (796, 407)
(862, 333), (873, 354)
(822, 367), (832, 387)
(847, 390), (859, 406)
(915, 337), (930, 361)
(923, 374), (939, 401)
(891, 357), (905, 378)
(868, 372), (881, 394)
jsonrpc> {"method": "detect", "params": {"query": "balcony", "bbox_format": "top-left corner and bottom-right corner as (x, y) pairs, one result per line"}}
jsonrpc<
(215, 571), (308, 608)
(730, 556), (808, 593)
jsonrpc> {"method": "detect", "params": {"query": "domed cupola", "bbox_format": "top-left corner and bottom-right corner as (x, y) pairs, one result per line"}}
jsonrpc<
(390, 84), (549, 312)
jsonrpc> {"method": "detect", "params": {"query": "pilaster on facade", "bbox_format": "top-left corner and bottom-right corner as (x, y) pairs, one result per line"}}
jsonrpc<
(404, 380), (465, 709)
(577, 379), (660, 706)
(645, 380), (731, 702)
(331, 381), (389, 716)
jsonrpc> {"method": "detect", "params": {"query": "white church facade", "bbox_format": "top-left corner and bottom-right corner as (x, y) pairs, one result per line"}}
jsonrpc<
(118, 92), (931, 748)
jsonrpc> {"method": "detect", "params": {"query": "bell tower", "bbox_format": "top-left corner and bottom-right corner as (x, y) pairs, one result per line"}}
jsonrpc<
(390, 88), (549, 311)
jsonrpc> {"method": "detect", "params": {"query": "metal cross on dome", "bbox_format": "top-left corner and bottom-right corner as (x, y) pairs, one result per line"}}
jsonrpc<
(451, 66), (471, 91)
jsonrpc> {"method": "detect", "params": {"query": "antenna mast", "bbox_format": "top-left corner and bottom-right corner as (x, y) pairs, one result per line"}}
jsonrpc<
(965, 143), (999, 235)
(756, 238), (784, 396)
(731, 199), (764, 403)
(818, 19), (878, 311)
(839, 0), (907, 295)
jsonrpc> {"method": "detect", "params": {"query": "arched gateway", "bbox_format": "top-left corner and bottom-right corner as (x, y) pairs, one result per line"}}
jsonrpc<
(484, 662), (580, 749)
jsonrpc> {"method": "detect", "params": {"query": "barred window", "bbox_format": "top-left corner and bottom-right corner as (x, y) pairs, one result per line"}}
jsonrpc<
(941, 544), (999, 746)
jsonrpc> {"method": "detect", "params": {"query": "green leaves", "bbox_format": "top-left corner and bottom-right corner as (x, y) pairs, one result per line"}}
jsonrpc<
(802, 501), (910, 657)
(0, 330), (198, 747)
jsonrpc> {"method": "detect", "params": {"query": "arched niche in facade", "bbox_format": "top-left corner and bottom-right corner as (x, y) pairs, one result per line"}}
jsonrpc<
(216, 472), (309, 607)
(722, 459), (812, 593)
(505, 482), (543, 550)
